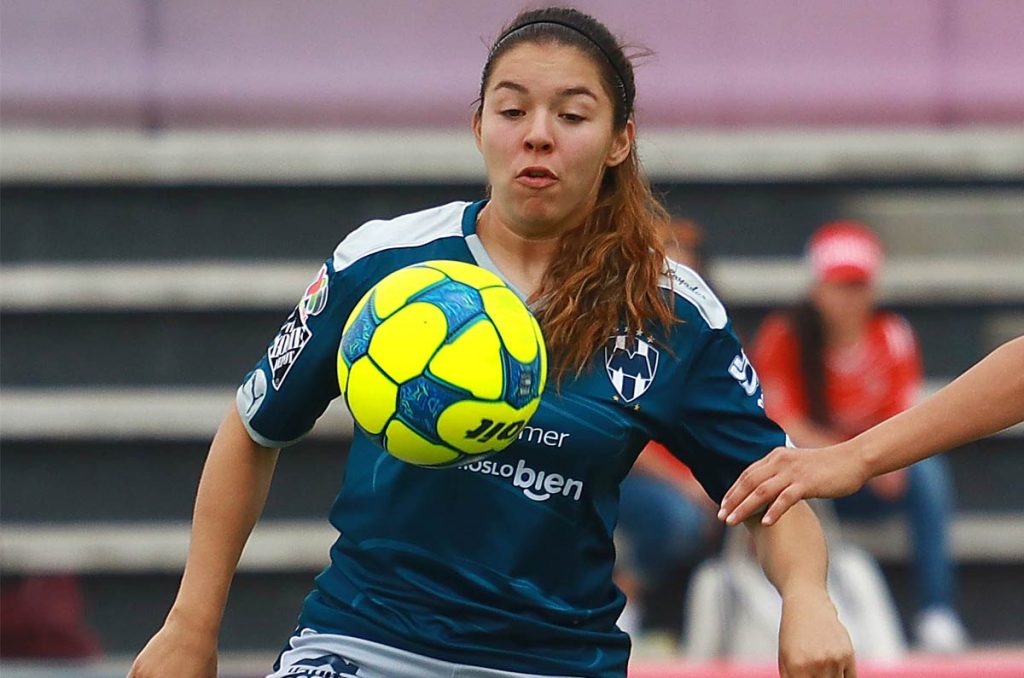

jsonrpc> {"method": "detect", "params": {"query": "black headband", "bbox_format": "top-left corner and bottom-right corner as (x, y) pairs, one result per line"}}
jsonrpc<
(488, 19), (630, 113)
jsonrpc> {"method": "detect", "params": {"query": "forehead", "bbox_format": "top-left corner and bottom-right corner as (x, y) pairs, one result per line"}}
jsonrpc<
(486, 41), (609, 98)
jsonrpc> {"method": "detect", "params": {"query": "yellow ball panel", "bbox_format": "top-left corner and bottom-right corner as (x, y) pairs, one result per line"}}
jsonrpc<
(371, 266), (447, 319)
(437, 400), (539, 455)
(385, 419), (461, 466)
(481, 287), (538, 364)
(424, 260), (504, 290)
(346, 357), (398, 435)
(337, 353), (350, 394)
(429, 319), (503, 400)
(368, 302), (448, 383)
(343, 287), (375, 335)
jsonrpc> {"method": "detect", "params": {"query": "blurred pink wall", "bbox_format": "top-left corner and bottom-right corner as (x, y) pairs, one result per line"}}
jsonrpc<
(2, 0), (1022, 128)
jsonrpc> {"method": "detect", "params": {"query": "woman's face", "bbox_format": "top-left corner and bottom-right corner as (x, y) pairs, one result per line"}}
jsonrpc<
(812, 279), (876, 336)
(474, 42), (633, 239)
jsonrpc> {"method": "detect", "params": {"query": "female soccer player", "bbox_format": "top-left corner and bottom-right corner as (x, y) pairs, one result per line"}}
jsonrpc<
(129, 8), (854, 677)
(720, 335), (1024, 524)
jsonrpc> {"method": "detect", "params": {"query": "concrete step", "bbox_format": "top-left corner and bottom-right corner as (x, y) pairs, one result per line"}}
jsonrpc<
(3, 512), (1021, 578)
(2, 181), (1021, 263)
(4, 258), (1022, 311)
(2, 305), (1019, 388)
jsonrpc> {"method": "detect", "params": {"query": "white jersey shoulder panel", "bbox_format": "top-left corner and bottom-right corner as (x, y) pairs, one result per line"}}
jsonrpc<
(332, 201), (469, 271)
(659, 259), (728, 330)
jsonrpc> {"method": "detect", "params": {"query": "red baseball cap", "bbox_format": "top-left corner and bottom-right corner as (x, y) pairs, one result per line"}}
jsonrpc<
(806, 220), (884, 283)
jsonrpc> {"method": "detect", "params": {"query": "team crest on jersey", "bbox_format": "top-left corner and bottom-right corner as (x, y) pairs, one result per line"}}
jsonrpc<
(300, 264), (329, 319)
(604, 334), (660, 403)
(268, 307), (312, 389)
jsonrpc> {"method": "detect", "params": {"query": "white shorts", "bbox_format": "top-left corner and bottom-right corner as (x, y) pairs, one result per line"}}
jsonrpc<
(267, 628), (579, 678)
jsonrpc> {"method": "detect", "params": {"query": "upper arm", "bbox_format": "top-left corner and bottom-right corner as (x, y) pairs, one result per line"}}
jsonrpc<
(662, 323), (787, 503)
(237, 258), (365, 448)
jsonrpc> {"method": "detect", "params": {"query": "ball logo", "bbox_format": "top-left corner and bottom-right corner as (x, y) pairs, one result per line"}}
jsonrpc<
(464, 418), (526, 443)
(605, 334), (660, 403)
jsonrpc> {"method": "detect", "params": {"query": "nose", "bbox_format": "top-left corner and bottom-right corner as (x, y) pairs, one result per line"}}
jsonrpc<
(523, 113), (553, 153)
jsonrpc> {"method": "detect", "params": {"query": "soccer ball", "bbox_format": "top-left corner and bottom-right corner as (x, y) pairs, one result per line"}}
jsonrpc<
(337, 260), (547, 468)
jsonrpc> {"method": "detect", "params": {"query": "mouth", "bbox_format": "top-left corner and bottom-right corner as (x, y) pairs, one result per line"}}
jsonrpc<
(516, 166), (558, 188)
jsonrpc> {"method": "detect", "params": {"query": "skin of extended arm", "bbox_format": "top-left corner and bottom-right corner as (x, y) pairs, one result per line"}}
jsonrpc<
(720, 337), (1024, 526)
(169, 407), (280, 633)
(849, 335), (1024, 477)
(746, 501), (828, 600)
(746, 501), (856, 676)
(128, 406), (280, 677)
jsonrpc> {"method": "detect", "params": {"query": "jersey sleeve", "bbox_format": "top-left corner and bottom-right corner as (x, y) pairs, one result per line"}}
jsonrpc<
(236, 257), (361, 448)
(661, 322), (788, 504)
(749, 314), (808, 428)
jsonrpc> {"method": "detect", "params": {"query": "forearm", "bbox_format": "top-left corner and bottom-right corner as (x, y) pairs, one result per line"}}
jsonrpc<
(169, 406), (280, 634)
(846, 336), (1024, 478)
(746, 501), (828, 597)
(779, 418), (844, 449)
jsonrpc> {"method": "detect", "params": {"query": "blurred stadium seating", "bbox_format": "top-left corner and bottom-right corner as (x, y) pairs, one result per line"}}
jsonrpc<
(1, 1), (1022, 675)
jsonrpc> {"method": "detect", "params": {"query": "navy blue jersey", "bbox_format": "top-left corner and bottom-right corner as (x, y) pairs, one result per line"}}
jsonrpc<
(237, 200), (785, 677)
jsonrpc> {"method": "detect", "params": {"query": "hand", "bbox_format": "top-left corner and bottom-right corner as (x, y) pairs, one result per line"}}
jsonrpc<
(779, 588), (856, 678)
(718, 445), (868, 526)
(127, 616), (217, 678)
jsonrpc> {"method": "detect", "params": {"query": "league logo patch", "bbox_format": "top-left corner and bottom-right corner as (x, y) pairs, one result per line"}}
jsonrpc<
(238, 368), (268, 418)
(300, 264), (330, 319)
(268, 307), (312, 389)
(605, 334), (659, 403)
(285, 652), (360, 677)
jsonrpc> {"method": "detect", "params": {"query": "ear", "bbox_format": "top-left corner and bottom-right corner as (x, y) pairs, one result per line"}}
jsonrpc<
(472, 109), (483, 152)
(605, 119), (634, 168)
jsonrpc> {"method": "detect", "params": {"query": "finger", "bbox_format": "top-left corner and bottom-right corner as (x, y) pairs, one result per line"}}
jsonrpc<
(725, 475), (788, 526)
(761, 484), (805, 526)
(719, 456), (776, 518)
(845, 656), (858, 678)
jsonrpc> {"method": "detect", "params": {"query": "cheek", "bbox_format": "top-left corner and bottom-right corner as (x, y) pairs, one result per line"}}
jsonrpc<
(567, 135), (613, 182)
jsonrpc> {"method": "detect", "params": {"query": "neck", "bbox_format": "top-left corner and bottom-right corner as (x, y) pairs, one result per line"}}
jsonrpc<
(825, 320), (867, 350)
(476, 204), (564, 298)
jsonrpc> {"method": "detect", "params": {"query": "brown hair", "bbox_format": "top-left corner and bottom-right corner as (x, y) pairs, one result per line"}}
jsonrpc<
(791, 300), (830, 426)
(478, 7), (674, 379)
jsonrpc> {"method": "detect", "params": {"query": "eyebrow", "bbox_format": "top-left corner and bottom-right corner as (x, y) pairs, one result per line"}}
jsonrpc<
(492, 81), (599, 101)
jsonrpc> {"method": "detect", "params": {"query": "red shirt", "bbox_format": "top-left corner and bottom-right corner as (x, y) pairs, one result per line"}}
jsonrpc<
(751, 312), (922, 439)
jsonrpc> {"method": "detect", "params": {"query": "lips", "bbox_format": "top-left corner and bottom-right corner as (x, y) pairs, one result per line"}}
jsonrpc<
(516, 166), (558, 188)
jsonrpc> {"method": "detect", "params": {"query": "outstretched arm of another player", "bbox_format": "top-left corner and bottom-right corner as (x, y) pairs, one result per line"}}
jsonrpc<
(721, 336), (1024, 526)
(128, 407), (280, 678)
(747, 502), (856, 677)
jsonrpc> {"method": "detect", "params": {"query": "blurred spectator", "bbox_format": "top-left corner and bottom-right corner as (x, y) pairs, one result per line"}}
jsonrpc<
(750, 220), (968, 653)
(0, 575), (102, 658)
(615, 219), (721, 651)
